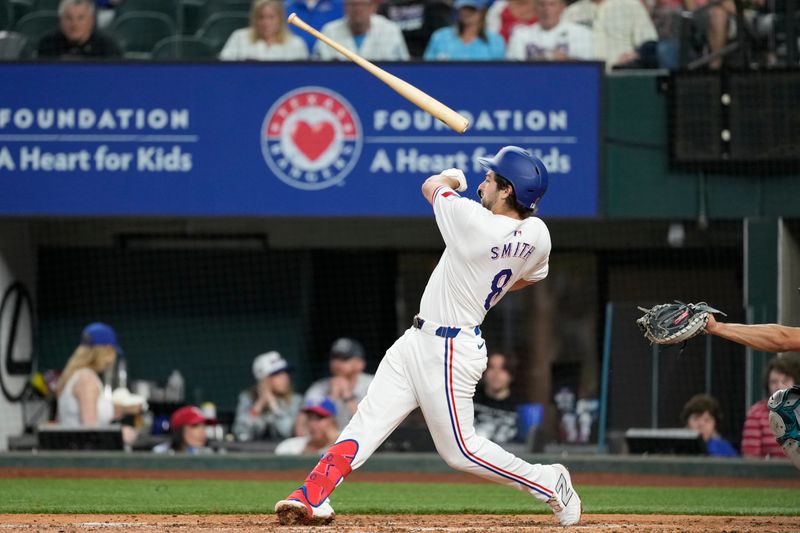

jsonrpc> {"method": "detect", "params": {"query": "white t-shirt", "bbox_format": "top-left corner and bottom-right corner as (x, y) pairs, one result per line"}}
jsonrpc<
(506, 20), (594, 61)
(563, 0), (657, 68)
(57, 368), (114, 427)
(418, 186), (551, 326)
(219, 29), (309, 61)
(275, 435), (312, 455)
(314, 14), (410, 61)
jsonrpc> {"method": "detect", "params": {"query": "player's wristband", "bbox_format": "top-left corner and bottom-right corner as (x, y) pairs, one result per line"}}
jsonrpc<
(441, 168), (467, 192)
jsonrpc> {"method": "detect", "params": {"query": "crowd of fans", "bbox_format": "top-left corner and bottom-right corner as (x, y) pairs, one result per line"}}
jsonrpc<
(46, 319), (800, 464)
(2, 0), (793, 68)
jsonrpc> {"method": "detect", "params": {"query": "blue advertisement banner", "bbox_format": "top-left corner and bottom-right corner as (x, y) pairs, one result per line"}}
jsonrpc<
(0, 62), (601, 217)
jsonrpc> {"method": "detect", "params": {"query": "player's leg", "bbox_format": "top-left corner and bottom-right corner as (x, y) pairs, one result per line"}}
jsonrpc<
(412, 332), (581, 526)
(275, 331), (420, 524)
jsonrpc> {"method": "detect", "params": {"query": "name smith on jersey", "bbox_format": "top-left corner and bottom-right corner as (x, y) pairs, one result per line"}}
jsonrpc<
(490, 241), (535, 261)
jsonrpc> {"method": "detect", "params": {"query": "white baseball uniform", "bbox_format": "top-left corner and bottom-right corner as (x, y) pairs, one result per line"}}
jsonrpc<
(335, 184), (566, 504)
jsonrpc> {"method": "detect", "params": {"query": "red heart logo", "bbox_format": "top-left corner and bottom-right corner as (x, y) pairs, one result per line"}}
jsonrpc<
(291, 120), (335, 162)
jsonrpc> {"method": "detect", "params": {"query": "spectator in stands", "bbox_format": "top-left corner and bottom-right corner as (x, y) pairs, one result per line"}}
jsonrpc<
(740, 355), (800, 459)
(153, 405), (216, 455)
(377, 0), (453, 58)
(473, 353), (519, 444)
(313, 0), (410, 60)
(487, 0), (538, 43)
(38, 0), (121, 59)
(286, 0), (344, 52)
(275, 398), (339, 455)
(506, 0), (594, 60)
(219, 0), (309, 61)
(94, 0), (121, 29)
(300, 337), (374, 432)
(56, 322), (121, 428)
(563, 0), (658, 70)
(232, 351), (302, 441)
(680, 393), (737, 457)
(424, 0), (505, 59)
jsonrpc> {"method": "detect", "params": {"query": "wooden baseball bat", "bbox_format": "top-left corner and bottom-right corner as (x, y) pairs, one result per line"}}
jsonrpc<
(287, 13), (470, 134)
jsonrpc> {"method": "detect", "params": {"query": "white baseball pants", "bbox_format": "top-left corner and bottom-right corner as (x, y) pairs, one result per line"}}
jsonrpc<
(336, 322), (561, 503)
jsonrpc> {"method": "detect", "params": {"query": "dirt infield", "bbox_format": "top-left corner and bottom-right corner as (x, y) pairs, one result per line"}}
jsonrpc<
(0, 514), (797, 532)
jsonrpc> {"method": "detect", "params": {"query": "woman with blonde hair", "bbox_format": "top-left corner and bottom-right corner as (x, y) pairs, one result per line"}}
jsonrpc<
(56, 322), (121, 427)
(220, 0), (309, 61)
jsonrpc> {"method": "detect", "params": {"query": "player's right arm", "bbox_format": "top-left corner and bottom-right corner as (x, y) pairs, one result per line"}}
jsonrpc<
(422, 170), (467, 205)
(705, 314), (800, 352)
(422, 174), (461, 205)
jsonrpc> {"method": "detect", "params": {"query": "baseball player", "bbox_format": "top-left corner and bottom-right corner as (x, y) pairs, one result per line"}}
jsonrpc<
(275, 146), (582, 526)
(704, 315), (800, 470)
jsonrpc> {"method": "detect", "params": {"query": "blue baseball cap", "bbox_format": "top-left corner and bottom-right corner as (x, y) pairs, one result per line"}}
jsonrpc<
(454, 0), (487, 9)
(81, 322), (123, 355)
(303, 397), (337, 418)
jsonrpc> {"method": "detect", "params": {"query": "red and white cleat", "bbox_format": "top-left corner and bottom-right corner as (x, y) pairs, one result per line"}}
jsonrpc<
(275, 488), (335, 525)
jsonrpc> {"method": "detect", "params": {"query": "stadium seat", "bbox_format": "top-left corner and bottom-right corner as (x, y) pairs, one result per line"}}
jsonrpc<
(200, 0), (251, 20)
(182, 0), (249, 36)
(0, 0), (13, 31)
(110, 12), (176, 59)
(10, 0), (33, 25)
(12, 10), (57, 51)
(115, 0), (180, 26)
(0, 31), (28, 58)
(151, 35), (215, 60)
(33, 0), (59, 10)
(195, 12), (248, 53)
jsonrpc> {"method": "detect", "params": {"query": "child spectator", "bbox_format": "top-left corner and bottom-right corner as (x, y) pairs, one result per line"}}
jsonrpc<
(680, 393), (737, 457)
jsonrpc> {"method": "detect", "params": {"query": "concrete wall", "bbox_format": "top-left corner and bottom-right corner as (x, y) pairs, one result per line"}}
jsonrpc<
(0, 221), (36, 451)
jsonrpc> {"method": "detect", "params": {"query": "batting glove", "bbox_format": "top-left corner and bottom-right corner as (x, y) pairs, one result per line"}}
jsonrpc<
(441, 168), (467, 192)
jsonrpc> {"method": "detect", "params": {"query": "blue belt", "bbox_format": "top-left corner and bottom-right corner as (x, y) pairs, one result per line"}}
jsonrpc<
(412, 316), (480, 338)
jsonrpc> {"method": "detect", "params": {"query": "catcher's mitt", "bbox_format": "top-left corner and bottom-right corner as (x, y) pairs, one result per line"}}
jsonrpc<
(636, 301), (726, 346)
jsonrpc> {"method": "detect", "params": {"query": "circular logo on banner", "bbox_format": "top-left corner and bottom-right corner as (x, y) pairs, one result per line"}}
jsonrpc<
(261, 87), (363, 191)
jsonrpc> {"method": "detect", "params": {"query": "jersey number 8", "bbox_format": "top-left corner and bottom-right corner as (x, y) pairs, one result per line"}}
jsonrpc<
(484, 269), (513, 310)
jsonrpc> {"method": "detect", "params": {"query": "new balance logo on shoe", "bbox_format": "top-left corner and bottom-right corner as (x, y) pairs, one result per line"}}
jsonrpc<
(555, 472), (574, 506)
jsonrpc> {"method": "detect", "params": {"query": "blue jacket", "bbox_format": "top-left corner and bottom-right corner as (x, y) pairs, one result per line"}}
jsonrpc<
(286, 0), (345, 51)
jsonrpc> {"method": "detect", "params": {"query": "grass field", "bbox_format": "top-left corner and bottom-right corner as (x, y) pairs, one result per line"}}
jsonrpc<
(1, 478), (797, 516)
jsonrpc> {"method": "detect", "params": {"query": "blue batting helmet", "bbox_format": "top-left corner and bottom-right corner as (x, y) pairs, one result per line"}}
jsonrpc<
(477, 146), (548, 209)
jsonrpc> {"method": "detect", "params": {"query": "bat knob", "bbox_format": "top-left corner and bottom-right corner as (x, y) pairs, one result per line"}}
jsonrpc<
(287, 12), (297, 24)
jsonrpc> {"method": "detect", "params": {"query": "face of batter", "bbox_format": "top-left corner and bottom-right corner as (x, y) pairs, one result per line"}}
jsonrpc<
(477, 171), (511, 213)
